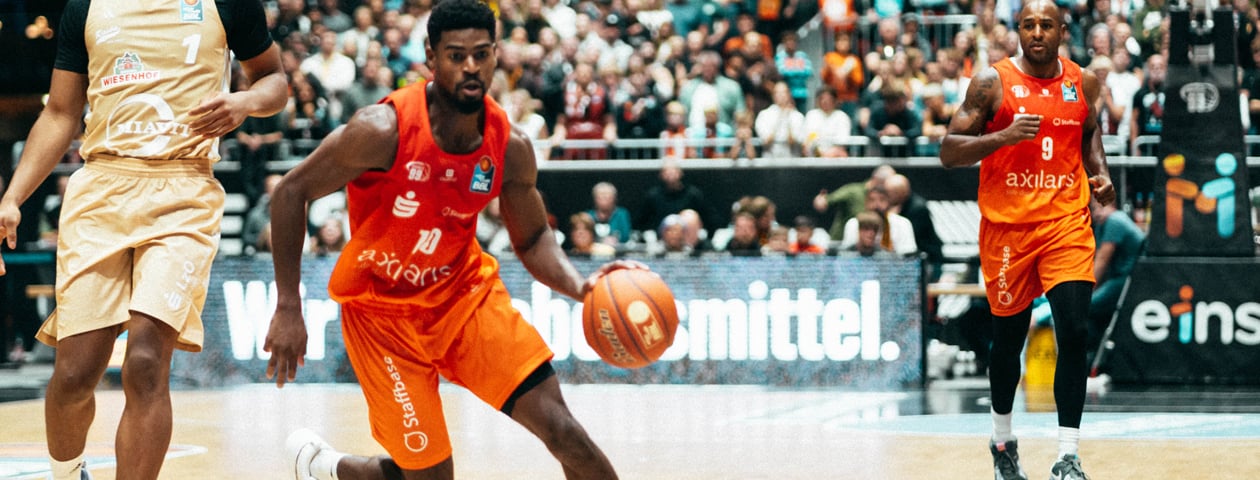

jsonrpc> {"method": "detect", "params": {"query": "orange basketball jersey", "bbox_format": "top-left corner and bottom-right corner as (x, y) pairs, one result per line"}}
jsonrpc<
(329, 82), (510, 309)
(980, 57), (1091, 224)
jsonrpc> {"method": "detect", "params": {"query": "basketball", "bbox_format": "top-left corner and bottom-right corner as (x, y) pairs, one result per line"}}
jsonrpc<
(582, 269), (679, 369)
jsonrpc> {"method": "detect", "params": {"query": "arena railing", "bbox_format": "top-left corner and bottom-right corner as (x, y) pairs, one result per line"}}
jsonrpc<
(828, 14), (979, 60)
(21, 134), (1260, 175)
(544, 136), (876, 161)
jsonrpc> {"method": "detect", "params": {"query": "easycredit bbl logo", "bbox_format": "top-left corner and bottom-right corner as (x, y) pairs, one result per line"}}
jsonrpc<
(1130, 284), (1260, 345)
(1162, 152), (1239, 238)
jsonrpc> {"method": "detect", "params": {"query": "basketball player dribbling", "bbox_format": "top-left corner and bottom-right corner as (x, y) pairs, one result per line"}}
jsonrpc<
(0, 1), (287, 479)
(263, 1), (643, 478)
(940, 1), (1115, 479)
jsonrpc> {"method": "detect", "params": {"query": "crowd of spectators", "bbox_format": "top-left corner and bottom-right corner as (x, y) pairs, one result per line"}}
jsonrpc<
(240, 0), (831, 164)
(219, 0), (1260, 260)
(235, 0), (1260, 162)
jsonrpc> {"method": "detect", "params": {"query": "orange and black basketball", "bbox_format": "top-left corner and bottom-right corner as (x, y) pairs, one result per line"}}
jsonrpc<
(582, 269), (679, 369)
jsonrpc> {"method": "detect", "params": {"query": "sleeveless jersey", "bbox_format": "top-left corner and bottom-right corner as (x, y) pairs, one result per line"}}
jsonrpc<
(329, 83), (510, 309)
(79, 0), (231, 161)
(980, 57), (1091, 224)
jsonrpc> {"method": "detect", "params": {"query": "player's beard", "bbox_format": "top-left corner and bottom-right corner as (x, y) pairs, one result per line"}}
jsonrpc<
(432, 81), (485, 115)
(455, 94), (483, 114)
(1023, 42), (1056, 65)
(454, 80), (486, 114)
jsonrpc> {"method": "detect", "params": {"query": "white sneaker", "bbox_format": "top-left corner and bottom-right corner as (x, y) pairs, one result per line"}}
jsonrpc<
(49, 460), (92, 480)
(285, 429), (333, 480)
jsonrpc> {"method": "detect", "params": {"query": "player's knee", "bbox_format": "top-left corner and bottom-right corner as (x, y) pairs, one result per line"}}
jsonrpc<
(1058, 325), (1088, 352)
(373, 456), (407, 480)
(536, 413), (597, 457)
(48, 365), (101, 399)
(121, 349), (170, 398)
(990, 332), (1027, 358)
(1065, 320), (1090, 344)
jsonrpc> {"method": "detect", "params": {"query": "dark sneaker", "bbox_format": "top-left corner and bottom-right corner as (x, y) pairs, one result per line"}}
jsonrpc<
(1049, 454), (1091, 480)
(990, 440), (1029, 480)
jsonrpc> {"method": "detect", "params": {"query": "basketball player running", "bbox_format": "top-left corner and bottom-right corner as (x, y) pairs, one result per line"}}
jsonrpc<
(264, 1), (637, 478)
(940, 1), (1114, 479)
(0, 1), (286, 479)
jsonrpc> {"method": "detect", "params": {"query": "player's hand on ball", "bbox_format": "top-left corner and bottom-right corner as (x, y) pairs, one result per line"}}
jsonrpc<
(583, 259), (651, 296)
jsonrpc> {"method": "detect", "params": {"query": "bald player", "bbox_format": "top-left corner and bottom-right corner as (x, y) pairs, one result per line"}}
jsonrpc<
(940, 1), (1114, 479)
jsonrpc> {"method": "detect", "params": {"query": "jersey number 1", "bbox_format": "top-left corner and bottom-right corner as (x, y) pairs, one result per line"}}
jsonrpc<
(182, 34), (201, 64)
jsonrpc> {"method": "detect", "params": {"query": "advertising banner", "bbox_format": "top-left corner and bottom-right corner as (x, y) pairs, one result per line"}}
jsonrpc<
(1108, 257), (1260, 384)
(1150, 7), (1255, 256)
(172, 256), (924, 389)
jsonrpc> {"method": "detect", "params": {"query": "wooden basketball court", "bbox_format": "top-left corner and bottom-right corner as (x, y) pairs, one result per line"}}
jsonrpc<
(3, 382), (1260, 479)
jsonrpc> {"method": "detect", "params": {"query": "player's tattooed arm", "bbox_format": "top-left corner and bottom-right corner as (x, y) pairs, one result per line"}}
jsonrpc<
(940, 67), (1008, 168)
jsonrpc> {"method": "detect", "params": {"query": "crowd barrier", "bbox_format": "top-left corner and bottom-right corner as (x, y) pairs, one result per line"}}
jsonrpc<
(170, 255), (926, 389)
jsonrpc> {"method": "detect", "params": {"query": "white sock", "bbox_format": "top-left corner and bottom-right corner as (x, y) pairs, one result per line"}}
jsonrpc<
(1058, 426), (1080, 457)
(991, 409), (1014, 443)
(310, 449), (346, 480)
(50, 454), (84, 480)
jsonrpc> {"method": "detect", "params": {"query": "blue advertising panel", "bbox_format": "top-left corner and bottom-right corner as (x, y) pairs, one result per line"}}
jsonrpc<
(173, 256), (923, 389)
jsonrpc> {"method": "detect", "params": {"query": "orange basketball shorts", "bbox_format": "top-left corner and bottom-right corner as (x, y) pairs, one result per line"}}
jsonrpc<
(339, 279), (554, 470)
(978, 208), (1096, 317)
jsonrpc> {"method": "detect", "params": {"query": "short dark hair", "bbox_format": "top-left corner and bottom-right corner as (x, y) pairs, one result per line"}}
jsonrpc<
(428, 0), (497, 48)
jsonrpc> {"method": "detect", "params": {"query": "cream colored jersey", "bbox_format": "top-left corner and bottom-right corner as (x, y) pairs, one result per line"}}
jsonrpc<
(80, 0), (229, 160)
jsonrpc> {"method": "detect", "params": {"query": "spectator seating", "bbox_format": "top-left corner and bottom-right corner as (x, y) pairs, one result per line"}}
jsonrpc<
(1102, 135), (1126, 155)
(927, 199), (980, 261)
(1133, 135), (1161, 156)
(218, 192), (250, 257)
(1247, 135), (1260, 156)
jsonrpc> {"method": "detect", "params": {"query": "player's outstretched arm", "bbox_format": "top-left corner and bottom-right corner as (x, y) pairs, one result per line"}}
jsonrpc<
(0, 69), (87, 276)
(498, 128), (648, 300)
(941, 67), (1033, 168)
(500, 127), (589, 300)
(1080, 69), (1115, 206)
(264, 104), (397, 387)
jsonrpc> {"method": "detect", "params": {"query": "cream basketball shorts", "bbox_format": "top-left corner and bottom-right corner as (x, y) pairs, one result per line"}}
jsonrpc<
(37, 156), (224, 352)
